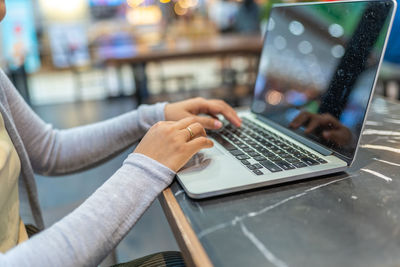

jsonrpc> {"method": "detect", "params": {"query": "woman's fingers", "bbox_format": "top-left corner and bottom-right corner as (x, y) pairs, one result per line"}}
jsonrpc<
(193, 116), (223, 129)
(174, 117), (199, 130)
(210, 100), (241, 127)
(322, 128), (352, 146)
(165, 97), (241, 128)
(180, 122), (206, 141)
(186, 136), (214, 154)
(319, 114), (342, 128)
(174, 116), (222, 131)
(290, 111), (311, 129)
(195, 98), (241, 127)
(134, 120), (214, 172)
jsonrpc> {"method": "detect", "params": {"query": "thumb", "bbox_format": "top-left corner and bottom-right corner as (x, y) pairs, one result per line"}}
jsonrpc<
(194, 116), (223, 130)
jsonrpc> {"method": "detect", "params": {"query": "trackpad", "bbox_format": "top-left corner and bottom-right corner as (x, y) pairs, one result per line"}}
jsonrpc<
(179, 147), (224, 174)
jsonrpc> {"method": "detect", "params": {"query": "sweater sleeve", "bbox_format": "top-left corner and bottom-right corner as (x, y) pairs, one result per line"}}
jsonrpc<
(1, 70), (167, 175)
(0, 153), (176, 267)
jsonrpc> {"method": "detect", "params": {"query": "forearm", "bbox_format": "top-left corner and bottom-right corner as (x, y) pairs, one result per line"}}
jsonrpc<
(2, 70), (167, 175)
(0, 153), (175, 267)
(34, 103), (167, 175)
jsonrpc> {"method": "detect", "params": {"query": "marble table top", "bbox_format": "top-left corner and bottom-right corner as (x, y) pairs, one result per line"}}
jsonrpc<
(170, 97), (400, 267)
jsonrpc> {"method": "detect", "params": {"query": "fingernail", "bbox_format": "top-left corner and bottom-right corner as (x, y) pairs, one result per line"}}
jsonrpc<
(214, 120), (223, 128)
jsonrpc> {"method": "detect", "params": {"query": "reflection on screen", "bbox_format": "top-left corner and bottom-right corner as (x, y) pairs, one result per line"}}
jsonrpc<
(252, 0), (395, 160)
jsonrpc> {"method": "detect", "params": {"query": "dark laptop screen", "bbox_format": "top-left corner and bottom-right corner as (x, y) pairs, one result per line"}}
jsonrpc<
(252, 0), (395, 161)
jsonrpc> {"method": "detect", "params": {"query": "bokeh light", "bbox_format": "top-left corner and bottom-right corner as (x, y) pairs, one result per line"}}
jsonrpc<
(298, 40), (313, 54)
(174, 2), (188, 16)
(126, 5), (162, 25)
(331, 44), (345, 58)
(266, 90), (283, 105)
(289, 21), (304, 36)
(328, 24), (344, 38)
(273, 36), (286, 50)
(39, 0), (87, 21)
(127, 0), (145, 7)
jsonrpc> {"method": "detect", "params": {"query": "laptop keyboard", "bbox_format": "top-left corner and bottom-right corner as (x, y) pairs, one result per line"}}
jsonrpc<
(209, 118), (327, 176)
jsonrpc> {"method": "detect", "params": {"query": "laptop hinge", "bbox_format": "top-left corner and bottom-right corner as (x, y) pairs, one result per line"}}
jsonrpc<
(256, 115), (333, 156)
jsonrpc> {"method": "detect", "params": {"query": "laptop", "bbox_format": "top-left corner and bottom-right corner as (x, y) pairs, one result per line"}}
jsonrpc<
(177, 0), (397, 199)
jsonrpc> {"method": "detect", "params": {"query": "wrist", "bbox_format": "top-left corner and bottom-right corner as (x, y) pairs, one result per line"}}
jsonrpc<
(126, 153), (176, 185)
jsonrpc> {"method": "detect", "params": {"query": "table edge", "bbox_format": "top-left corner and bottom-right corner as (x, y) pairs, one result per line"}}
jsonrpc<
(159, 188), (213, 267)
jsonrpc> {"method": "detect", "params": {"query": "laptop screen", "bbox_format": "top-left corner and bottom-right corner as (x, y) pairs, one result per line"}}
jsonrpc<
(251, 0), (395, 161)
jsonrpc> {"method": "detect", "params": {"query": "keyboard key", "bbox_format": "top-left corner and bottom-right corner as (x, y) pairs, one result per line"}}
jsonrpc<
(241, 160), (251, 165)
(212, 134), (236, 151)
(247, 165), (257, 170)
(253, 169), (263, 176)
(249, 151), (260, 157)
(254, 156), (267, 161)
(260, 160), (282, 172)
(255, 137), (264, 142)
(238, 144), (248, 149)
(275, 161), (295, 170)
(253, 145), (264, 150)
(253, 163), (263, 169)
(243, 147), (254, 153)
(236, 132), (247, 138)
(229, 136), (238, 142)
(300, 157), (319, 166)
(293, 162), (307, 168)
(275, 149), (286, 155)
(262, 151), (275, 157)
(316, 158), (327, 164)
(236, 154), (250, 160)
(293, 152), (303, 158)
(232, 139), (242, 145)
(286, 157), (301, 163)
(268, 156), (281, 162)
(264, 143), (275, 149)
(230, 149), (244, 156)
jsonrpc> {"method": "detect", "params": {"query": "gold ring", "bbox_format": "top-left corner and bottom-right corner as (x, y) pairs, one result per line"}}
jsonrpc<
(186, 126), (194, 140)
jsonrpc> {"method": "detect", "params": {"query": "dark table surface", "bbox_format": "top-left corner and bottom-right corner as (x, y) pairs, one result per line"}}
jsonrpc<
(169, 96), (400, 267)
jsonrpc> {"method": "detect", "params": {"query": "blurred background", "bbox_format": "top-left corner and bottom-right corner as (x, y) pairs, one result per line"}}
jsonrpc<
(0, 0), (399, 265)
(0, 0), (270, 106)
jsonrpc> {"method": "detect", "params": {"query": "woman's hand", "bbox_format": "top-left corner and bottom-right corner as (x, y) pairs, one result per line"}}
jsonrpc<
(134, 117), (214, 172)
(164, 97), (242, 130)
(289, 111), (352, 146)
